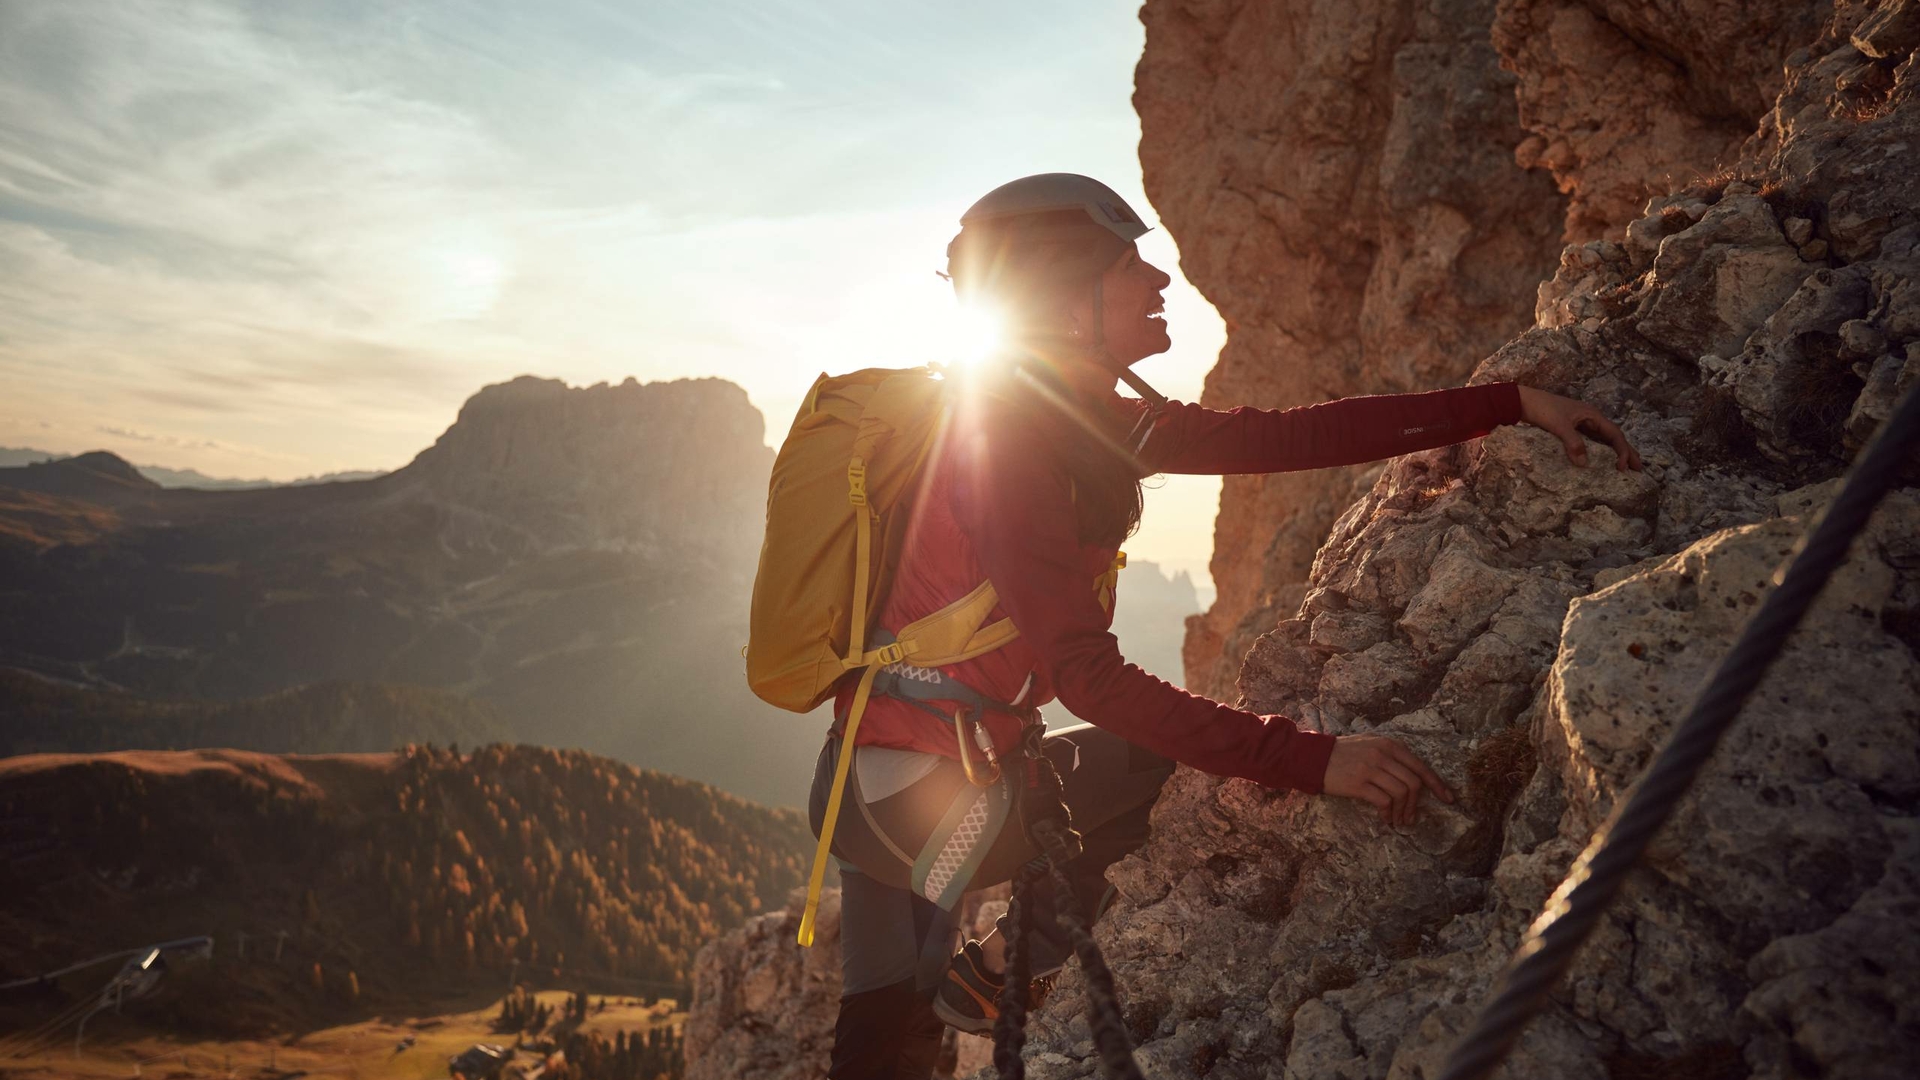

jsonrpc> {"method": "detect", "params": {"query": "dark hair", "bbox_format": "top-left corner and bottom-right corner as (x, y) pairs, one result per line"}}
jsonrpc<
(981, 368), (1145, 549)
(1058, 409), (1146, 548)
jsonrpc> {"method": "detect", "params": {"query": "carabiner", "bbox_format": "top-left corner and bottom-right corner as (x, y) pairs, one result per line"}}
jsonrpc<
(952, 707), (1002, 787)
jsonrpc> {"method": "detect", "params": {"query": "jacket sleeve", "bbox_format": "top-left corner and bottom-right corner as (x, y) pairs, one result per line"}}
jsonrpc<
(951, 430), (1335, 792)
(1136, 382), (1523, 475)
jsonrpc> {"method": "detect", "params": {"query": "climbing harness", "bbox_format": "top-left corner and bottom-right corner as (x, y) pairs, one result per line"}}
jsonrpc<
(1437, 380), (1920, 1080)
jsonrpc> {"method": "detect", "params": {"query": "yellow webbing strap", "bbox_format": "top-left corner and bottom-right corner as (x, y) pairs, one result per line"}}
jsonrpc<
(937, 616), (1019, 666)
(1096, 550), (1127, 613)
(800, 453), (888, 947)
(894, 579), (1018, 666)
(797, 660), (882, 947)
(845, 457), (871, 668)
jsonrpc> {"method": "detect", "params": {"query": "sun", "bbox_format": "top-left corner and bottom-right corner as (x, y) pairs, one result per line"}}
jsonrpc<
(947, 303), (1005, 370)
(420, 240), (507, 321)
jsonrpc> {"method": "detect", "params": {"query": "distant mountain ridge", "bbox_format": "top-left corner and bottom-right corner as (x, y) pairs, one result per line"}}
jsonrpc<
(0, 375), (805, 804)
(0, 446), (384, 489)
(1106, 557), (1200, 686)
(0, 669), (510, 757)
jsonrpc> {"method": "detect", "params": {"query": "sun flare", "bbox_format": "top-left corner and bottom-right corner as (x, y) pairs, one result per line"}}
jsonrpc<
(947, 303), (1005, 370)
(817, 273), (1011, 374)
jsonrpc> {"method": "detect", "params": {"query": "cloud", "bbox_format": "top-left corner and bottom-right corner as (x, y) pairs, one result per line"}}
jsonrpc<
(96, 424), (224, 451)
(0, 2), (1224, 589)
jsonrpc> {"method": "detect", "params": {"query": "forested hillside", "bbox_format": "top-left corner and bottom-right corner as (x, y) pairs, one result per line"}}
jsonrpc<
(0, 744), (810, 1034)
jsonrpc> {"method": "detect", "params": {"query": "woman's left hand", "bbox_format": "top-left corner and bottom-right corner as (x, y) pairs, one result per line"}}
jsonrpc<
(1517, 385), (1644, 471)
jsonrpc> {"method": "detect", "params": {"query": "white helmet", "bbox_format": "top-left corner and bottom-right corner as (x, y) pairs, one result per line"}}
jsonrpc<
(959, 173), (1152, 242)
(952, 173), (1170, 420)
(946, 174), (1150, 304)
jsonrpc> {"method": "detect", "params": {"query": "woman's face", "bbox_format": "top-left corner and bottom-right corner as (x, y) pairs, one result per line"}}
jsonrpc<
(1079, 246), (1173, 367)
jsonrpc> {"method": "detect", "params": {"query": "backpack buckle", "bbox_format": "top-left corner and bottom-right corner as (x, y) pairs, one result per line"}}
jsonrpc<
(872, 642), (906, 665)
(847, 459), (869, 507)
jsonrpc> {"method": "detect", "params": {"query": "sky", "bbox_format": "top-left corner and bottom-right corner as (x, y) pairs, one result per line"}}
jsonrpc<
(0, 0), (1225, 597)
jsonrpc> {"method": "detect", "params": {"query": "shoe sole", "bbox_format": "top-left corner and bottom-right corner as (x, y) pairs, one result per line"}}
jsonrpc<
(932, 992), (997, 1036)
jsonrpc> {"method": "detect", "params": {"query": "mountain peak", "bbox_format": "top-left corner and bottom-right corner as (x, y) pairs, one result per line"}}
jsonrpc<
(400, 375), (772, 552)
(0, 449), (160, 505)
(61, 451), (153, 486)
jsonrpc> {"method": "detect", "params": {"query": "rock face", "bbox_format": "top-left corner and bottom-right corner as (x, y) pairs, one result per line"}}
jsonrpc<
(1144, 0), (1570, 697)
(1493, 0), (1827, 240)
(687, 887), (1005, 1080)
(1005, 5), (1920, 1078)
(1166, 0), (1838, 696)
(687, 888), (844, 1080)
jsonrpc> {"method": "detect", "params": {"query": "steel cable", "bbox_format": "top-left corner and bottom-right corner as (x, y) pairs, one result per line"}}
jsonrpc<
(1437, 380), (1920, 1080)
(0, 996), (94, 1057)
(994, 822), (1144, 1080)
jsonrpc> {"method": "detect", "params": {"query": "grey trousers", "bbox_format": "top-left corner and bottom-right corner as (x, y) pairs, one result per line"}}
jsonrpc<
(808, 721), (1174, 996)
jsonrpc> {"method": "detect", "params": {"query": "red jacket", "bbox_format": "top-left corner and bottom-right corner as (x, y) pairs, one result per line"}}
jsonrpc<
(834, 378), (1522, 793)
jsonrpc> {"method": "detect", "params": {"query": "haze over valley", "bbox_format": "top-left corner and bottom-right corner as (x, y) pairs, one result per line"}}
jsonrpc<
(0, 374), (1200, 807)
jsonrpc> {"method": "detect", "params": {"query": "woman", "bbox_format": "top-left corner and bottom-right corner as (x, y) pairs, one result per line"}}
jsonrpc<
(809, 174), (1640, 1079)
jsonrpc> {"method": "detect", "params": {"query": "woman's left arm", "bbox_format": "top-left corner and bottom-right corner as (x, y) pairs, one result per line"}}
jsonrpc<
(1134, 383), (1641, 474)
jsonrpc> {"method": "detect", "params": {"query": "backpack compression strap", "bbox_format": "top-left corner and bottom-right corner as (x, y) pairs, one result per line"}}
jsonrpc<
(797, 459), (1025, 946)
(798, 456), (881, 947)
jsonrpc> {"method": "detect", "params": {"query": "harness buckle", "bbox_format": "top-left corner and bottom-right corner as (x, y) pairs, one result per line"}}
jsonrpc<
(872, 642), (907, 665)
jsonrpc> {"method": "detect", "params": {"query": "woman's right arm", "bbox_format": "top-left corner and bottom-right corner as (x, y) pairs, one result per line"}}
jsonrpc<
(952, 424), (1334, 791)
(956, 423), (1455, 820)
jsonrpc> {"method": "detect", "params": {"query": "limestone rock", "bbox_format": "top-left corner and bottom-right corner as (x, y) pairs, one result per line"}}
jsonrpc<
(1139, 0), (1568, 696)
(1635, 194), (1812, 362)
(1492, 0), (1824, 240)
(1743, 821), (1920, 1080)
(1854, 0), (1920, 60)
(687, 888), (842, 1080)
(687, 885), (1008, 1080)
(1173, 0), (1827, 694)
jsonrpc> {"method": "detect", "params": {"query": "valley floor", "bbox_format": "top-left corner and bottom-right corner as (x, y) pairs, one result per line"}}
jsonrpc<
(0, 991), (684, 1080)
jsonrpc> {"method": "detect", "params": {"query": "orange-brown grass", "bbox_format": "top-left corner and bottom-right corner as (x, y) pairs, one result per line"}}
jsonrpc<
(0, 488), (120, 549)
(1464, 722), (1538, 821)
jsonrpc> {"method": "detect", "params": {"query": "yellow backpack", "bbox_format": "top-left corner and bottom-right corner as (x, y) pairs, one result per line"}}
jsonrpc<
(747, 365), (1023, 945)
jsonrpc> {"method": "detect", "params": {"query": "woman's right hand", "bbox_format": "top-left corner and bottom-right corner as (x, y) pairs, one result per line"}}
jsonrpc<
(1322, 734), (1454, 825)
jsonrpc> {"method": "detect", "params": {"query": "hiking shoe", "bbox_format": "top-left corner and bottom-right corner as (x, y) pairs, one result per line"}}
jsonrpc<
(934, 940), (1004, 1035)
(933, 941), (1059, 1035)
(1029, 970), (1058, 1010)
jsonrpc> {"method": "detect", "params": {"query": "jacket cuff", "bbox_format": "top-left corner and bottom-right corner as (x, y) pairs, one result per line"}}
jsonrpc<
(1491, 381), (1524, 426)
(1267, 726), (1337, 793)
